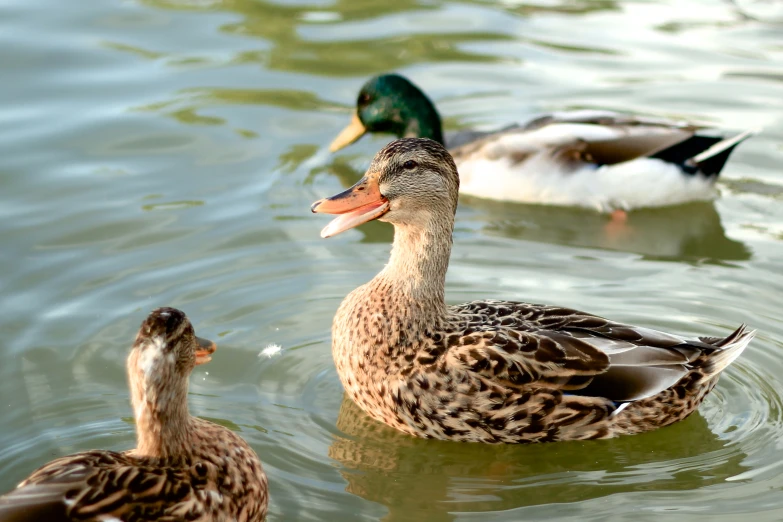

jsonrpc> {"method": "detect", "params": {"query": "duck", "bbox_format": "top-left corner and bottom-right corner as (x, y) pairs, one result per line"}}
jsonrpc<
(311, 137), (754, 443)
(0, 307), (269, 521)
(329, 73), (755, 213)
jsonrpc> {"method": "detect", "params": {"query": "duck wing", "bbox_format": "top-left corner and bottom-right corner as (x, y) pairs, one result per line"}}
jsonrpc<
(451, 112), (698, 170)
(449, 300), (751, 403)
(521, 109), (702, 133)
(0, 450), (203, 522)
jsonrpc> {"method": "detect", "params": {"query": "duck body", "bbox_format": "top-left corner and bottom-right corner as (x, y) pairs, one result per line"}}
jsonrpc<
(0, 308), (268, 522)
(452, 117), (740, 211)
(330, 74), (754, 212)
(313, 138), (754, 443)
(334, 288), (751, 443)
(2, 419), (268, 522)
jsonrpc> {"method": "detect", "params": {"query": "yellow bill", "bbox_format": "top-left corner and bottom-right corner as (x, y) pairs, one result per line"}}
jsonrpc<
(330, 112), (367, 152)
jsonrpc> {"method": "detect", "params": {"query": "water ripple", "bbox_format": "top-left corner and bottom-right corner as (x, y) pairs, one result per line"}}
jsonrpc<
(1, 0), (782, 520)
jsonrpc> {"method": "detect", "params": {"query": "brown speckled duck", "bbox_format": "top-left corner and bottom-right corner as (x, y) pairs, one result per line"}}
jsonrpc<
(311, 137), (754, 444)
(0, 307), (268, 521)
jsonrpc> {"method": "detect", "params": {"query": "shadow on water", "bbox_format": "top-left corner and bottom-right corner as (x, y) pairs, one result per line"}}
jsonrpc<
(329, 396), (748, 521)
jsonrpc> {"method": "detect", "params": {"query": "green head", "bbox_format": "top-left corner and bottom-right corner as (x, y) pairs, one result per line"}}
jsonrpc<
(330, 74), (444, 152)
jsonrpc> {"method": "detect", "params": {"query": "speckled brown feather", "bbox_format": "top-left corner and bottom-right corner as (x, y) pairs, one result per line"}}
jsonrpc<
(0, 308), (268, 521)
(325, 138), (754, 444)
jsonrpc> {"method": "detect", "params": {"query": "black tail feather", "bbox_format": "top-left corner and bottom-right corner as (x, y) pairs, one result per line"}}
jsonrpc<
(651, 130), (755, 178)
(651, 135), (723, 166)
(691, 145), (737, 177)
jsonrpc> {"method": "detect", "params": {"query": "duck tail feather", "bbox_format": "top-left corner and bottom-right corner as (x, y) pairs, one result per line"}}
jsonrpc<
(689, 129), (758, 177)
(652, 128), (757, 178)
(651, 135), (723, 166)
(0, 484), (69, 522)
(700, 324), (755, 377)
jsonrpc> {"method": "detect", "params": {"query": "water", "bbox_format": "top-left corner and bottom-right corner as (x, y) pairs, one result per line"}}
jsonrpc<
(1, 0), (782, 519)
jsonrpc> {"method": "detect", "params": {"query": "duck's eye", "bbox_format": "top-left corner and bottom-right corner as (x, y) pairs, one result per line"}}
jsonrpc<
(358, 93), (371, 105)
(402, 160), (418, 170)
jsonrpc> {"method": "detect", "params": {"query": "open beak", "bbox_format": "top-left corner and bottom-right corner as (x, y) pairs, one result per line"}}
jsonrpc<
(311, 174), (389, 238)
(329, 112), (367, 152)
(195, 336), (217, 365)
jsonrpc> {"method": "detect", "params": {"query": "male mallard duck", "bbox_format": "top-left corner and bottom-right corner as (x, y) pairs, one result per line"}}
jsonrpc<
(0, 308), (268, 521)
(329, 73), (754, 212)
(311, 138), (754, 443)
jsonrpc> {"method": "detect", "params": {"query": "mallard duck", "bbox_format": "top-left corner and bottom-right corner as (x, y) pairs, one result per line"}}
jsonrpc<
(311, 138), (754, 443)
(329, 73), (754, 212)
(0, 307), (268, 521)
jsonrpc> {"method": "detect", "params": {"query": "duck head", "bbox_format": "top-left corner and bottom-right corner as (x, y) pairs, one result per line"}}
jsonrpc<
(127, 307), (216, 455)
(330, 74), (444, 152)
(313, 138), (459, 238)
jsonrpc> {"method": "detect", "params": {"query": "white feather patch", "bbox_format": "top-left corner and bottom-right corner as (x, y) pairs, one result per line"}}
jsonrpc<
(137, 336), (175, 378)
(458, 155), (716, 211)
(611, 402), (631, 417)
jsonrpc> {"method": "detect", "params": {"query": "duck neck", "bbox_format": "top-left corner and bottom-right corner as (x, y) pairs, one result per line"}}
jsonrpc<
(399, 96), (444, 145)
(373, 217), (453, 328)
(403, 114), (444, 145)
(131, 379), (193, 459)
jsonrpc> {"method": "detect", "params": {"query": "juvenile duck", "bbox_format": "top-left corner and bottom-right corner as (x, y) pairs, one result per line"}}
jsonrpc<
(312, 138), (754, 443)
(0, 307), (268, 521)
(330, 73), (754, 212)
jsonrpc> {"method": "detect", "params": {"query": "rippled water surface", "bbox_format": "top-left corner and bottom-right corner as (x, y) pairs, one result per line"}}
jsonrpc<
(2, 0), (783, 519)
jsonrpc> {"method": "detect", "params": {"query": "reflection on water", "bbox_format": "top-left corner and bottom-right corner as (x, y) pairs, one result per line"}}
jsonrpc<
(140, 0), (513, 74)
(330, 396), (747, 521)
(473, 200), (752, 263)
(135, 88), (343, 128)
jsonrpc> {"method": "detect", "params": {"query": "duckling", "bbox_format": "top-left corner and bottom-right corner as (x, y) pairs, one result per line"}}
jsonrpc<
(312, 138), (754, 443)
(330, 73), (754, 212)
(0, 307), (268, 521)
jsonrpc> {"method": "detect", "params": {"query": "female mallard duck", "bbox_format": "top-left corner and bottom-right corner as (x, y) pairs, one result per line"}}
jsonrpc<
(0, 308), (268, 521)
(311, 138), (754, 443)
(329, 73), (754, 212)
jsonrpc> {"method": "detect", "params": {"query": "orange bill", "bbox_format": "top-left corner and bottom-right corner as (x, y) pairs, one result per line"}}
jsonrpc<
(195, 336), (217, 365)
(330, 112), (367, 152)
(311, 174), (389, 238)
